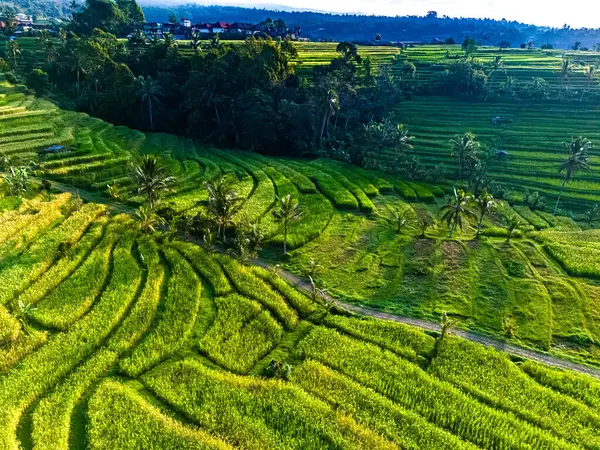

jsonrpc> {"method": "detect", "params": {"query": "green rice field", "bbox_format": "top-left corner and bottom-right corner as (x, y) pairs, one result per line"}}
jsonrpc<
(0, 191), (599, 449)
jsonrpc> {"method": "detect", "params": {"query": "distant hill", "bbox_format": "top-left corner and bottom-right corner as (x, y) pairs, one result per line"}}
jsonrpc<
(0, 0), (75, 19)
(6, 0), (600, 50)
(139, 3), (600, 49)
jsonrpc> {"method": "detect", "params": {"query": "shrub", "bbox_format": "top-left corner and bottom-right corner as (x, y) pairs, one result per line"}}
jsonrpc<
(26, 69), (50, 96)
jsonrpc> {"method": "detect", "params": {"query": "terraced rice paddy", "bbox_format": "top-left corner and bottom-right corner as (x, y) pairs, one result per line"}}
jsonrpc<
(1, 82), (600, 362)
(393, 97), (600, 208)
(0, 192), (600, 449)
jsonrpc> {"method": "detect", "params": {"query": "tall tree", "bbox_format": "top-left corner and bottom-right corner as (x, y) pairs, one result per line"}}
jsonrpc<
(5, 40), (20, 68)
(135, 75), (161, 130)
(440, 188), (475, 238)
(133, 155), (175, 210)
(450, 132), (480, 179)
(205, 175), (244, 242)
(505, 215), (523, 242)
(272, 194), (302, 256)
(554, 137), (591, 215)
(473, 192), (495, 238)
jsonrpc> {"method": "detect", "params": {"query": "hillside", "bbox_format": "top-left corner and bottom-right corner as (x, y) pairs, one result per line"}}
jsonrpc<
(1, 67), (600, 447)
(6, 0), (600, 48)
(0, 178), (600, 449)
(138, 4), (600, 48)
(1, 82), (600, 365)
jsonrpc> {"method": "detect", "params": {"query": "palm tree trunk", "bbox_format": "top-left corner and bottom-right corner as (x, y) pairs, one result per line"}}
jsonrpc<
(148, 99), (154, 131)
(477, 210), (485, 238)
(449, 220), (456, 238)
(283, 221), (287, 255)
(320, 112), (328, 142)
(554, 177), (568, 216)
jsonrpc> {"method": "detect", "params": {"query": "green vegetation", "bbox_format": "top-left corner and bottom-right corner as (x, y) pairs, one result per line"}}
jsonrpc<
(4, 31), (600, 447)
(0, 192), (597, 449)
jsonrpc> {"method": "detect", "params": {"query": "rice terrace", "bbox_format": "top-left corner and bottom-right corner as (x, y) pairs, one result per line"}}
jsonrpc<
(2, 1), (600, 449)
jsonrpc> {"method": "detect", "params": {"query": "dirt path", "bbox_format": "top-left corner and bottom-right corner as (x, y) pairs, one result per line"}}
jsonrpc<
(45, 181), (600, 379)
(250, 258), (600, 379)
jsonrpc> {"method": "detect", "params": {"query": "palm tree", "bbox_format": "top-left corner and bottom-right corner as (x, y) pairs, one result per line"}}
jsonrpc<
(395, 124), (415, 154)
(505, 215), (523, 242)
(450, 132), (480, 179)
(488, 55), (504, 81)
(133, 155), (175, 210)
(440, 188), (475, 238)
(530, 76), (548, 99)
(391, 207), (410, 233)
(554, 137), (592, 215)
(320, 87), (339, 142)
(136, 76), (162, 131)
(582, 66), (596, 101)
(190, 31), (202, 50)
(434, 312), (458, 356)
(560, 58), (571, 87)
(272, 194), (302, 256)
(36, 30), (51, 47)
(43, 40), (59, 64)
(5, 40), (21, 68)
(585, 204), (599, 225)
(473, 192), (495, 238)
(134, 205), (165, 233)
(163, 33), (178, 59)
(205, 175), (244, 242)
(499, 76), (517, 98)
(309, 276), (331, 311)
(14, 300), (38, 335)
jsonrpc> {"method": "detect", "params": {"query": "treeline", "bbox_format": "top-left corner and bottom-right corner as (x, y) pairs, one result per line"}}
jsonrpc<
(10, 19), (410, 158)
(0, 0), (73, 19)
(140, 5), (600, 50)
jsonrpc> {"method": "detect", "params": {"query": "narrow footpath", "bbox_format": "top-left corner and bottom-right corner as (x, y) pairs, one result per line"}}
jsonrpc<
(46, 181), (600, 379)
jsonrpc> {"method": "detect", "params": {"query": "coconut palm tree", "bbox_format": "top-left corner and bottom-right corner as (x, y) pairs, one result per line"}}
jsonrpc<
(134, 205), (165, 233)
(136, 76), (162, 131)
(395, 124), (415, 154)
(473, 192), (495, 238)
(320, 87), (339, 142)
(450, 132), (480, 179)
(272, 194), (302, 255)
(5, 40), (21, 68)
(14, 300), (37, 335)
(582, 65), (596, 101)
(309, 276), (331, 311)
(499, 76), (517, 98)
(440, 188), (475, 238)
(391, 207), (411, 233)
(434, 312), (458, 356)
(585, 204), (599, 225)
(190, 31), (202, 50)
(133, 155), (175, 210)
(36, 30), (51, 47)
(505, 215), (523, 242)
(554, 137), (592, 215)
(205, 175), (244, 242)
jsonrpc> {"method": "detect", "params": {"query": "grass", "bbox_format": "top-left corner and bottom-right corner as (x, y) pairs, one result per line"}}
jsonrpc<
(3, 64), (600, 446)
(87, 379), (232, 450)
(0, 191), (598, 448)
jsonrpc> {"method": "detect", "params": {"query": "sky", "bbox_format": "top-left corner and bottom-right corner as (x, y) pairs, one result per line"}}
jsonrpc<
(151, 0), (600, 28)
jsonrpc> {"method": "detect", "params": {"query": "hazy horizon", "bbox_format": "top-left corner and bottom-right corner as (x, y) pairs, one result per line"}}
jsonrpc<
(139, 0), (600, 29)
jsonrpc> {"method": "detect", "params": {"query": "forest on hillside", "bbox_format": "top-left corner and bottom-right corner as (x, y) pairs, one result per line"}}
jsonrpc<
(6, 0), (600, 49)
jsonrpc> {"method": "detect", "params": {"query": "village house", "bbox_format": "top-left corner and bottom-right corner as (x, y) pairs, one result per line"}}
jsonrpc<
(230, 22), (255, 35)
(211, 22), (230, 34)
